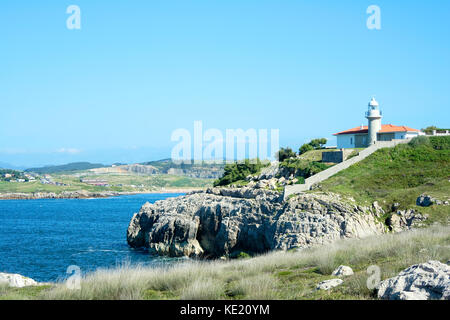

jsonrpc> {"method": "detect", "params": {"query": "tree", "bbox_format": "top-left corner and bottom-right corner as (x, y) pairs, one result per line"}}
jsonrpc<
(299, 143), (314, 155)
(298, 138), (328, 155)
(421, 126), (438, 135)
(309, 138), (327, 149)
(276, 148), (296, 162)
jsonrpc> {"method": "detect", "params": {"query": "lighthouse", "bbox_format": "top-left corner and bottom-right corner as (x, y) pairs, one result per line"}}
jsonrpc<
(366, 97), (382, 146)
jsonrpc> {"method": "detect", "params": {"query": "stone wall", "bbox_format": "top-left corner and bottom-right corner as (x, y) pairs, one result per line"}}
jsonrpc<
(322, 149), (354, 163)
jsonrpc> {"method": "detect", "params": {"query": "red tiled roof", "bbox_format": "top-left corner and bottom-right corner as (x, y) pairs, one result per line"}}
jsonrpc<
(334, 124), (420, 136)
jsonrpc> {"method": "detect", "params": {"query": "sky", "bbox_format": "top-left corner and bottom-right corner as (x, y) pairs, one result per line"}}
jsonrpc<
(1, 0), (449, 168)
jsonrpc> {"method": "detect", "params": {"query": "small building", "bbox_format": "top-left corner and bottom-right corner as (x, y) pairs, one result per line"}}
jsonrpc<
(334, 98), (421, 148)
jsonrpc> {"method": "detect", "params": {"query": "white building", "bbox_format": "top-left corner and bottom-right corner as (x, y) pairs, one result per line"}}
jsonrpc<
(334, 98), (421, 149)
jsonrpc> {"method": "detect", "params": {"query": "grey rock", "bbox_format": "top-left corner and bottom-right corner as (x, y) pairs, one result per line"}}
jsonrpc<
(377, 260), (450, 300)
(388, 209), (427, 231)
(127, 188), (386, 258)
(256, 162), (280, 180)
(316, 279), (343, 290)
(0, 273), (38, 288)
(416, 194), (436, 207)
(332, 265), (354, 277)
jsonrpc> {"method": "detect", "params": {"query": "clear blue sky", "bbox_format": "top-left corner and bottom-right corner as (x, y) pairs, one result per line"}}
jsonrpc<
(1, 0), (449, 167)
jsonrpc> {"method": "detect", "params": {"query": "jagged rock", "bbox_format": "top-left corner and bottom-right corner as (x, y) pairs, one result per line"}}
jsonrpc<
(255, 181), (268, 189)
(316, 279), (343, 290)
(0, 190), (125, 200)
(332, 265), (354, 277)
(388, 209), (427, 231)
(377, 260), (450, 300)
(256, 162), (280, 180)
(0, 273), (38, 288)
(127, 189), (386, 258)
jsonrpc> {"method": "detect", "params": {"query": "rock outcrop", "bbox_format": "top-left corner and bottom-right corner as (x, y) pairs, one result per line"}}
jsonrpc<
(416, 194), (449, 207)
(127, 188), (387, 258)
(332, 265), (354, 277)
(0, 273), (38, 288)
(387, 209), (428, 232)
(0, 190), (126, 200)
(377, 260), (450, 300)
(316, 279), (343, 290)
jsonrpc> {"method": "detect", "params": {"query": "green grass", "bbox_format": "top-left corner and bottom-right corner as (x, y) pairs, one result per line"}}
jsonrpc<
(298, 149), (337, 162)
(0, 284), (51, 300)
(318, 136), (450, 224)
(3, 225), (447, 300)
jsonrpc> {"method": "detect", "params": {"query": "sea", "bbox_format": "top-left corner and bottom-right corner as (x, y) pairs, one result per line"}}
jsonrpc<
(0, 193), (185, 282)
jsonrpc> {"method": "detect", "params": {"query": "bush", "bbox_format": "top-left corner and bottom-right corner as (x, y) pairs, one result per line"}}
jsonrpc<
(429, 136), (450, 150)
(280, 158), (331, 180)
(408, 136), (431, 148)
(295, 177), (305, 184)
(213, 159), (268, 187)
(299, 143), (314, 155)
(277, 148), (296, 162)
(421, 126), (439, 135)
(299, 138), (327, 155)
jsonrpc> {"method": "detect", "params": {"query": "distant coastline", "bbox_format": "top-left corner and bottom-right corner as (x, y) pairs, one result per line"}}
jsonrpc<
(0, 188), (201, 200)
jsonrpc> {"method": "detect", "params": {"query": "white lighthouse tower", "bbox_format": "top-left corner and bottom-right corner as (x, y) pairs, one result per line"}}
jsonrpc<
(366, 97), (382, 146)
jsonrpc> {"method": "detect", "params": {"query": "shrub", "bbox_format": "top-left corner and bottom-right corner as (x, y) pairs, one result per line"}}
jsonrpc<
(277, 148), (297, 162)
(280, 159), (331, 180)
(299, 138), (327, 155)
(213, 159), (268, 187)
(408, 136), (431, 148)
(299, 143), (314, 155)
(429, 136), (450, 150)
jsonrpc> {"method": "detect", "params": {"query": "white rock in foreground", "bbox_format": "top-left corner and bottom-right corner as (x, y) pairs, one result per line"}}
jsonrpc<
(0, 272), (38, 288)
(332, 265), (354, 277)
(316, 279), (343, 291)
(377, 260), (450, 300)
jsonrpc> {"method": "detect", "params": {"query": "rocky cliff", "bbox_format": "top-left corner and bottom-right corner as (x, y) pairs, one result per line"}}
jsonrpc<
(127, 187), (389, 258)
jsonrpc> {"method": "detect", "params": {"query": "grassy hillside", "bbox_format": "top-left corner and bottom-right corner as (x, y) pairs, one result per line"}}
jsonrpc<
(0, 174), (213, 194)
(318, 136), (450, 224)
(141, 159), (225, 173)
(2, 225), (448, 300)
(25, 162), (107, 174)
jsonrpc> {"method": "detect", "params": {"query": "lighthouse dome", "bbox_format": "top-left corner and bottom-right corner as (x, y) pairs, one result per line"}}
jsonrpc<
(369, 97), (379, 107)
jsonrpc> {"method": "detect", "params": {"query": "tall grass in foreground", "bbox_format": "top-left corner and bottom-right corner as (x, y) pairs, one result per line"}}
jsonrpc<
(41, 225), (450, 300)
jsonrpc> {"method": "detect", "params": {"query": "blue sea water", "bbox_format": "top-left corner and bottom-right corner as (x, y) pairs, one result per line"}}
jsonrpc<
(0, 193), (185, 282)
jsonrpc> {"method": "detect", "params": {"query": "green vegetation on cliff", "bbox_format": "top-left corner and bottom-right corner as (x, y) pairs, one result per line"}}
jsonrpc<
(280, 158), (331, 181)
(213, 159), (269, 187)
(318, 136), (450, 223)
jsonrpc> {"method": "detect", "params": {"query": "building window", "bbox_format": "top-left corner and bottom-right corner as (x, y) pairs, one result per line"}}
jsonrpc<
(350, 137), (353, 145)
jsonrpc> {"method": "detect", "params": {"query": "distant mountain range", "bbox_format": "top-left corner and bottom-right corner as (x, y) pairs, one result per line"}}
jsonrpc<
(0, 162), (27, 171)
(22, 159), (226, 179)
(25, 162), (107, 174)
